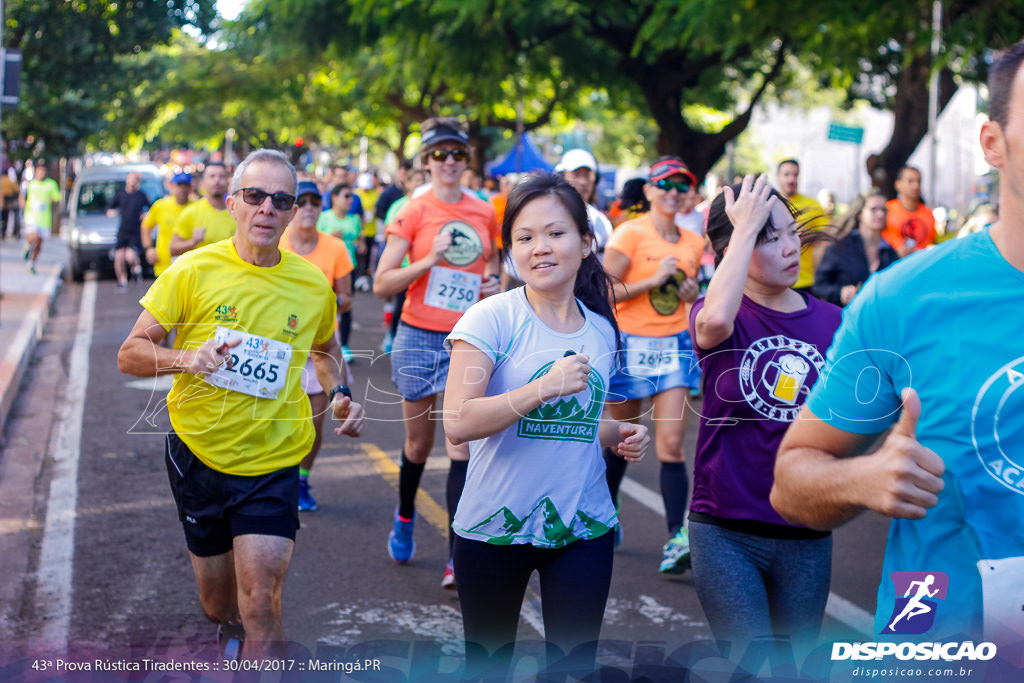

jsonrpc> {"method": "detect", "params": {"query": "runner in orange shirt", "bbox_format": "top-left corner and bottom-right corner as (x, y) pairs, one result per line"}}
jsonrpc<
(603, 157), (705, 574)
(373, 117), (501, 588)
(281, 181), (354, 512)
(883, 165), (936, 257)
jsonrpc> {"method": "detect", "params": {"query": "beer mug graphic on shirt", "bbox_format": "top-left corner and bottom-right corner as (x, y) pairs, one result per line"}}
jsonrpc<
(761, 354), (811, 404)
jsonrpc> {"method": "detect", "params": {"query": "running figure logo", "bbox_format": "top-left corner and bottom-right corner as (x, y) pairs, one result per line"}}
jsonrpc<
(439, 220), (484, 266)
(882, 571), (949, 635)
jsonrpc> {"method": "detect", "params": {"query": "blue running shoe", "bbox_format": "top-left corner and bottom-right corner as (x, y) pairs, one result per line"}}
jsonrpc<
(388, 508), (415, 563)
(218, 621), (245, 661)
(298, 478), (318, 512)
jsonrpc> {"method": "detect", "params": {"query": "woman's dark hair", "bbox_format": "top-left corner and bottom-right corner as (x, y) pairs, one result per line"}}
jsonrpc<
(619, 178), (649, 213)
(330, 183), (351, 198)
(835, 188), (885, 240)
(707, 182), (833, 267)
(502, 173), (621, 352)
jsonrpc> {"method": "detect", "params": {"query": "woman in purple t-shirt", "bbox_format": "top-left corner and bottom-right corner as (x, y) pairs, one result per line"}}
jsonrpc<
(688, 174), (841, 658)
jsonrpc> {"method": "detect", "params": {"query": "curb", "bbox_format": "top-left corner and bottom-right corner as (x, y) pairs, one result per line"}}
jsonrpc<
(0, 266), (65, 438)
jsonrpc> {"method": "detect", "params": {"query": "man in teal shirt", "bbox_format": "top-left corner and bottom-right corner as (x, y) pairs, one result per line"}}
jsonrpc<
(772, 42), (1024, 666)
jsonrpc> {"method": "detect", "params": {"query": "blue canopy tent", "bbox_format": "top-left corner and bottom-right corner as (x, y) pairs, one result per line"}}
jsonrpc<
(486, 133), (553, 176)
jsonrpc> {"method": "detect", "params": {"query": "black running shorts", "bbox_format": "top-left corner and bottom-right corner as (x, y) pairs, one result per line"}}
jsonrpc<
(164, 431), (300, 557)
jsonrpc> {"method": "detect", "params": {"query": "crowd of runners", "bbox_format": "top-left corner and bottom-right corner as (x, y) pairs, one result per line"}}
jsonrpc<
(67, 38), (1023, 679)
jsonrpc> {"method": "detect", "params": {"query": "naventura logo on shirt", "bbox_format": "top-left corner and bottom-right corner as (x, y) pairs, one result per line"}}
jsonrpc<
(517, 362), (605, 443)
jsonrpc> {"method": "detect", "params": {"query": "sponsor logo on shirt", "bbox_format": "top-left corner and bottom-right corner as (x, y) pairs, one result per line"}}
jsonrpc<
(972, 357), (1024, 495)
(282, 313), (299, 338)
(517, 361), (605, 443)
(738, 335), (825, 422)
(440, 220), (483, 267)
(649, 268), (687, 316)
(214, 304), (238, 323)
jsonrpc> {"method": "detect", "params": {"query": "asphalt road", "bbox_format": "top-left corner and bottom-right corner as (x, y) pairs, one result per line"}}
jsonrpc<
(0, 275), (893, 682)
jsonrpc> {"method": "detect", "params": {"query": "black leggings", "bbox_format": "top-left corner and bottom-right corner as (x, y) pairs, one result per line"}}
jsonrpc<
(339, 310), (352, 347)
(453, 532), (614, 679)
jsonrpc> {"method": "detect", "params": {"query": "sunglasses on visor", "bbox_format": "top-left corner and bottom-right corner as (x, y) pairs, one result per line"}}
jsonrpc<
(427, 148), (469, 162)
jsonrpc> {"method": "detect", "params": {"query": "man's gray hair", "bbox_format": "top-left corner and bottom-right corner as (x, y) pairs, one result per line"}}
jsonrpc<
(230, 149), (297, 194)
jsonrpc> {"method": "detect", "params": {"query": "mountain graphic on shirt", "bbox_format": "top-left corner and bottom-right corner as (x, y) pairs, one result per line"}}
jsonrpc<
(461, 497), (614, 547)
(532, 397), (586, 421)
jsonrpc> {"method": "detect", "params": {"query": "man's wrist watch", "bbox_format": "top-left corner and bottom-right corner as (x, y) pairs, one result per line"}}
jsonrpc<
(328, 385), (352, 402)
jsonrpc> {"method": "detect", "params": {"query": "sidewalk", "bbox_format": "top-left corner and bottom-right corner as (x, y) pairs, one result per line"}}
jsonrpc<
(0, 235), (68, 438)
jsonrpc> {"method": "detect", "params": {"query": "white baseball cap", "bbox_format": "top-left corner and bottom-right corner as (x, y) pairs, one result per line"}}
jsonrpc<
(556, 148), (598, 173)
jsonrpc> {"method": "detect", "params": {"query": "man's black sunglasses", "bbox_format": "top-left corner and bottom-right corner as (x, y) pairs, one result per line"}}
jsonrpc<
(234, 187), (297, 211)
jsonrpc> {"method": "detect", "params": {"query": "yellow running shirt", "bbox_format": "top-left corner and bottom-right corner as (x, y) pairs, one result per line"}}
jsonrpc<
(142, 196), (192, 275)
(173, 197), (236, 250)
(785, 193), (827, 289)
(140, 239), (337, 475)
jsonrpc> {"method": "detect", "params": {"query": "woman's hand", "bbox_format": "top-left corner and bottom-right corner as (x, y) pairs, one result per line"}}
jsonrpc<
(429, 231), (454, 265)
(677, 276), (700, 303)
(612, 423), (649, 462)
(652, 256), (679, 286)
(537, 353), (591, 402)
(724, 174), (777, 240)
(840, 284), (860, 306)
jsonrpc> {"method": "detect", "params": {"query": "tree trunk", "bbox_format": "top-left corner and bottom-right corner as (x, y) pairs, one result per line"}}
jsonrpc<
(639, 76), (742, 182)
(866, 53), (958, 199)
(466, 119), (490, 176)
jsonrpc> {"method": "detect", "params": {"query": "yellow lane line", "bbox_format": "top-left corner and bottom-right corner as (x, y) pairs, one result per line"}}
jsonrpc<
(360, 443), (545, 636)
(360, 443), (450, 535)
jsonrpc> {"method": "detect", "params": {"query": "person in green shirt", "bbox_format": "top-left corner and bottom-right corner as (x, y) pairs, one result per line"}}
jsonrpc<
(316, 183), (361, 263)
(22, 164), (61, 275)
(316, 183), (362, 361)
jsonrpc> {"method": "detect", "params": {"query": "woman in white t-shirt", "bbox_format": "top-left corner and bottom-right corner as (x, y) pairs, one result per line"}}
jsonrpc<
(443, 174), (650, 679)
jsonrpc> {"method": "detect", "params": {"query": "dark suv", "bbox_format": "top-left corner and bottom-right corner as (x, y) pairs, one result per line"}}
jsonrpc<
(68, 164), (167, 281)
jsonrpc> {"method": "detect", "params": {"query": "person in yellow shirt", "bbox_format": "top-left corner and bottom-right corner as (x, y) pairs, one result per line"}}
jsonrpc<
(776, 159), (828, 291)
(141, 172), (193, 276)
(117, 149), (365, 661)
(171, 162), (235, 256)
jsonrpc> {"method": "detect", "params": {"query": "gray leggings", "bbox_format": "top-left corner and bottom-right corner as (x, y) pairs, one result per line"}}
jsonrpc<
(689, 520), (832, 660)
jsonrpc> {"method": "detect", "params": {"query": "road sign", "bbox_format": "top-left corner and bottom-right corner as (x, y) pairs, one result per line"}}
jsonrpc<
(1, 49), (21, 107)
(828, 122), (864, 145)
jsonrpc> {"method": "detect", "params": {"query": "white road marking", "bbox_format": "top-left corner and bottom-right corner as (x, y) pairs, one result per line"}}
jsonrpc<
(618, 475), (874, 637)
(825, 591), (875, 636)
(123, 375), (174, 391)
(619, 476), (666, 516)
(35, 278), (96, 654)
